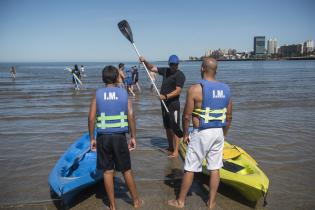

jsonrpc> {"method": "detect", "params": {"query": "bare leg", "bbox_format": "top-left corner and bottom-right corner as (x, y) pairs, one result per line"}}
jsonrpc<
(168, 171), (194, 208)
(104, 170), (116, 210)
(166, 129), (174, 154)
(172, 132), (180, 158)
(128, 86), (135, 96)
(208, 169), (220, 209)
(136, 82), (141, 92)
(122, 169), (143, 208)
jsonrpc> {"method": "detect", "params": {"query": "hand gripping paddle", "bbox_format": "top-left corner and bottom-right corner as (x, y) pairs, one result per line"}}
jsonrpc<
(118, 20), (183, 138)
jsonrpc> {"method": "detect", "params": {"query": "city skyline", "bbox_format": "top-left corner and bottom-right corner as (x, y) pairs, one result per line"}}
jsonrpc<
(0, 0), (314, 62)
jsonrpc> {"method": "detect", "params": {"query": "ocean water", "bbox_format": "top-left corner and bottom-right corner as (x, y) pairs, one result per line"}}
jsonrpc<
(0, 60), (315, 209)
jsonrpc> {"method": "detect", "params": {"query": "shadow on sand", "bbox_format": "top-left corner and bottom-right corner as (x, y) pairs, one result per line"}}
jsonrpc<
(51, 176), (133, 210)
(163, 169), (264, 209)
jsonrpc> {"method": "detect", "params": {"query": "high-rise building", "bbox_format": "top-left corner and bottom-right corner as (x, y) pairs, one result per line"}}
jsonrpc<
(254, 36), (266, 55)
(303, 40), (314, 54)
(278, 44), (303, 57)
(267, 39), (277, 55)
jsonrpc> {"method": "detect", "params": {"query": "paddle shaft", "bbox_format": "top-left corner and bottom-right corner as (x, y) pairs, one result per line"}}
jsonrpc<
(131, 43), (170, 113)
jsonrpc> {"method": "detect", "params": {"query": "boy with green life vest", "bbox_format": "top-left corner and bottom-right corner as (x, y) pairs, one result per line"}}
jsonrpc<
(168, 58), (232, 209)
(88, 65), (143, 210)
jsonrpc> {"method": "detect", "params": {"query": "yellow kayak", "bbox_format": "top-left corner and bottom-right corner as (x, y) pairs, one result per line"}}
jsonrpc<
(179, 140), (269, 203)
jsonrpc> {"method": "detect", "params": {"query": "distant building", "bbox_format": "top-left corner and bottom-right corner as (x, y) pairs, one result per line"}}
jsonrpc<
(267, 39), (277, 55)
(278, 44), (303, 57)
(228, 49), (237, 56)
(303, 40), (314, 54)
(254, 36), (266, 55)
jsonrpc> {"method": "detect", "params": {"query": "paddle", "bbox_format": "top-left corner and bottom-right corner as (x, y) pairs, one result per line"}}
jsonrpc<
(118, 20), (183, 138)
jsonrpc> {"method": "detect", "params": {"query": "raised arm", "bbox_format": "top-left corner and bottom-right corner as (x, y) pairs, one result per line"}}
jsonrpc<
(139, 56), (158, 73)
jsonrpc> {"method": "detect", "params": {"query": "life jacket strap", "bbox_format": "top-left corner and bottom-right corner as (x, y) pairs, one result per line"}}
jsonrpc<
(96, 112), (128, 129)
(193, 107), (227, 123)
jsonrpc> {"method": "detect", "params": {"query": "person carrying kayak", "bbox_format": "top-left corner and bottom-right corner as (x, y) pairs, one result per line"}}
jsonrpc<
(140, 55), (186, 158)
(168, 58), (232, 209)
(88, 65), (143, 209)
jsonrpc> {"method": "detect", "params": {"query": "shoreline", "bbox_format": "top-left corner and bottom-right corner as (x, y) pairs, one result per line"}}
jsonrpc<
(184, 56), (315, 62)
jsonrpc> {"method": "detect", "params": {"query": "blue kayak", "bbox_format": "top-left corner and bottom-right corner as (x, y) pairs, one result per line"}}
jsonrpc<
(49, 133), (103, 202)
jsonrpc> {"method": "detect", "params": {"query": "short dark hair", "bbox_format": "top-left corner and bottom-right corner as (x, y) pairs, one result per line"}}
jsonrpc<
(102, 65), (119, 84)
(118, 63), (124, 69)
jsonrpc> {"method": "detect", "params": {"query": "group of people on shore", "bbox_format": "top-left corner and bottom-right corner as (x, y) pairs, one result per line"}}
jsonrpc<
(88, 54), (232, 209)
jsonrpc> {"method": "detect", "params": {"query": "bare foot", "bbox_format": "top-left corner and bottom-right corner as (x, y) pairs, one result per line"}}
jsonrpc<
(168, 199), (184, 208)
(133, 199), (144, 208)
(168, 152), (178, 158)
(104, 204), (115, 210)
(207, 200), (216, 210)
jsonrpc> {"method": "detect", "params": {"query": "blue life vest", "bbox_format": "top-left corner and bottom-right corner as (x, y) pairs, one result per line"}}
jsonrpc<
(193, 80), (231, 129)
(124, 68), (133, 85)
(95, 87), (129, 134)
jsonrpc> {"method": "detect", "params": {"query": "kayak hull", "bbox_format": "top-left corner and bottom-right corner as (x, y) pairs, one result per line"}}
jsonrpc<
(49, 133), (103, 202)
(179, 140), (269, 203)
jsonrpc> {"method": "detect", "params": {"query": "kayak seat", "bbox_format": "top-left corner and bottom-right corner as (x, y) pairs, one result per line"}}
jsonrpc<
(222, 161), (244, 173)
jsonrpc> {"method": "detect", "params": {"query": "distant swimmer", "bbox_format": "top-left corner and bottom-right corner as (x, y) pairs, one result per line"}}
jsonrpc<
(88, 65), (143, 209)
(10, 66), (16, 79)
(168, 58), (232, 209)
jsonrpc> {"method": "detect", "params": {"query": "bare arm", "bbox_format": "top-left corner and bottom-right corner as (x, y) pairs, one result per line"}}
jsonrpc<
(127, 98), (137, 150)
(182, 86), (195, 141)
(160, 86), (182, 100)
(127, 98), (136, 138)
(223, 99), (233, 136)
(139, 56), (158, 73)
(88, 94), (97, 151)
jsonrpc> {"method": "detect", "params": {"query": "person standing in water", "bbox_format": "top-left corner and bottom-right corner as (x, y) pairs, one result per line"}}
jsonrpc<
(80, 65), (86, 77)
(132, 66), (141, 92)
(88, 65), (143, 210)
(125, 67), (136, 96)
(168, 58), (232, 209)
(10, 66), (16, 79)
(140, 55), (186, 158)
(117, 63), (126, 88)
(71, 64), (81, 89)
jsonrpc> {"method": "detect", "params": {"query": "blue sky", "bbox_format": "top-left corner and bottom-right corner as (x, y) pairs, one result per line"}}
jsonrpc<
(0, 0), (314, 62)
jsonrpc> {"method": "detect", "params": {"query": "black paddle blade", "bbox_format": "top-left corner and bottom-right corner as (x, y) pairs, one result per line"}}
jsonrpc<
(118, 20), (134, 43)
(168, 112), (183, 138)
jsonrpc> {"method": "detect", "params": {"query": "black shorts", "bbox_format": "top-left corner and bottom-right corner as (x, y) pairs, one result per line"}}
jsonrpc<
(161, 100), (180, 129)
(96, 133), (131, 172)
